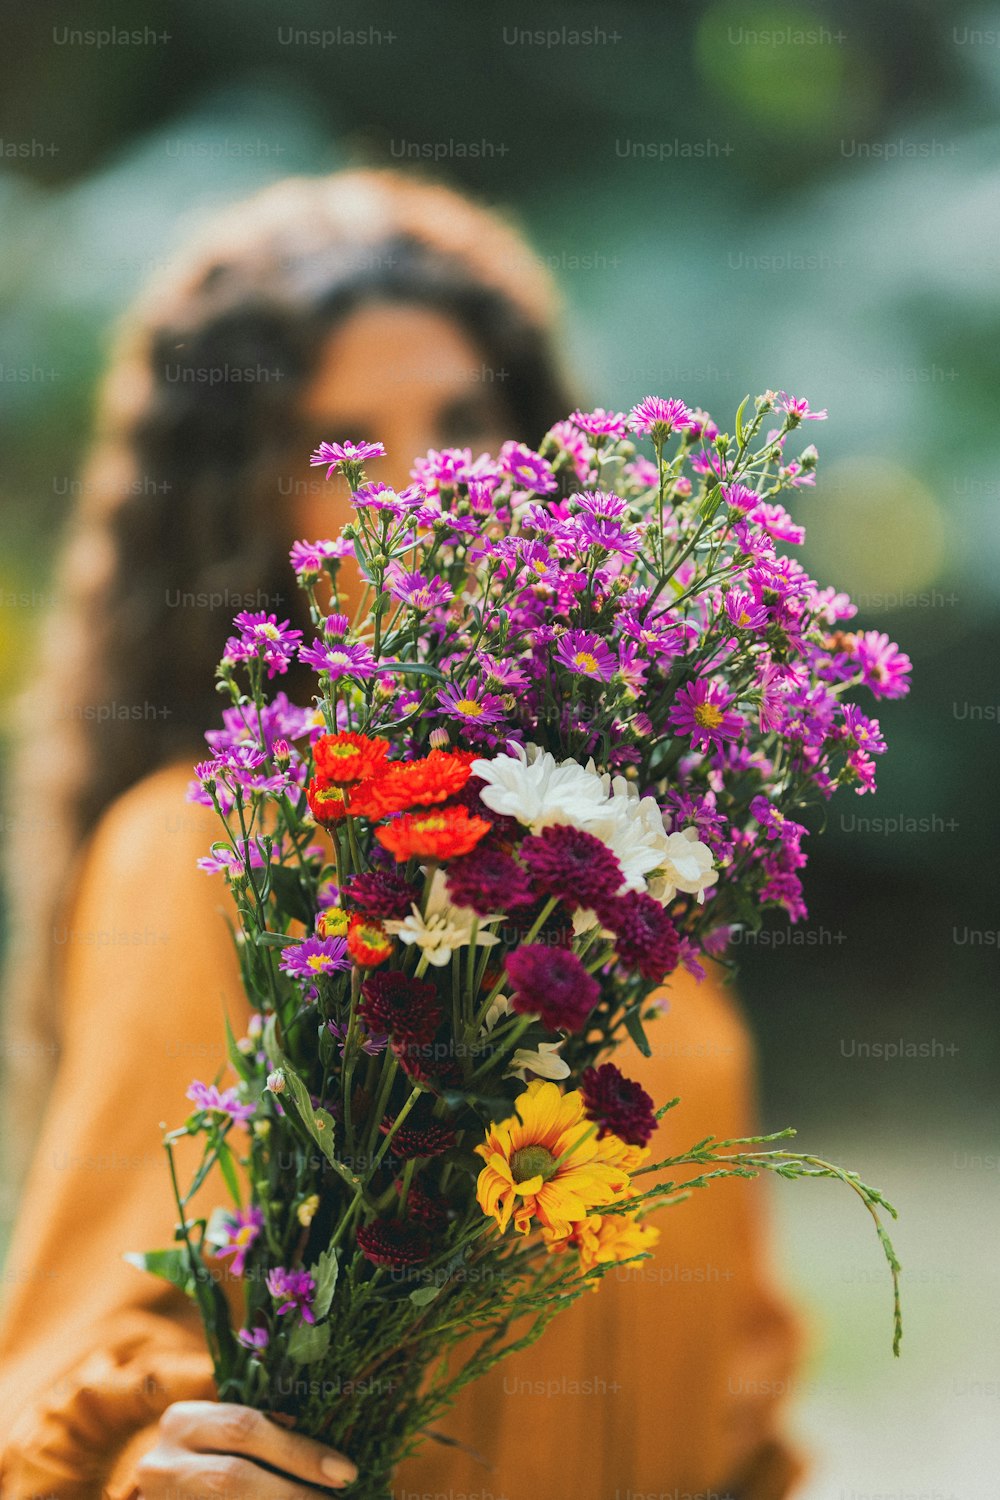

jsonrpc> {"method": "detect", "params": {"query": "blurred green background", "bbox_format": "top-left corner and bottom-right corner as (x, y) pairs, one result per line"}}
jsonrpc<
(1, 0), (997, 1492)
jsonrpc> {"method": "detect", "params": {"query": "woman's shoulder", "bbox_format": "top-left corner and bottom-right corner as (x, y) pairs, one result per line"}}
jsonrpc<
(78, 757), (221, 892)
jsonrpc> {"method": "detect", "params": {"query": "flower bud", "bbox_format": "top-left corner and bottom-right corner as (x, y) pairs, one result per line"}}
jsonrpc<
(266, 1070), (286, 1094)
(428, 727), (450, 750)
(297, 1193), (320, 1227)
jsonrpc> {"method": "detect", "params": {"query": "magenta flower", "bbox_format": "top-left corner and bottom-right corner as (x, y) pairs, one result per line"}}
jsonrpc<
(237, 1325), (270, 1352)
(224, 613), (303, 678)
(310, 439), (385, 478)
(353, 481), (405, 514)
(720, 482), (759, 515)
(841, 704), (886, 754)
(279, 935), (350, 983)
(668, 678), (745, 750)
(775, 393), (827, 424)
(289, 538), (346, 580)
(299, 640), (378, 680)
(724, 591), (769, 632)
(388, 568), (452, 612)
(570, 407), (627, 439)
(505, 944), (599, 1033)
(186, 1080), (255, 1123)
(436, 677), (507, 727)
(856, 632), (912, 700)
(215, 1207), (264, 1276)
(266, 1266), (317, 1324)
(751, 502), (805, 545)
(555, 630), (618, 682)
(520, 824), (624, 911)
(626, 396), (694, 439)
(498, 441), (557, 494)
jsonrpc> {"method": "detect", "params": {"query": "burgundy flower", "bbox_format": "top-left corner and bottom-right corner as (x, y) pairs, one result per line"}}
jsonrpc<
(581, 1063), (657, 1148)
(504, 945), (599, 1033)
(380, 1098), (457, 1160)
(359, 972), (443, 1046)
(401, 1179), (449, 1233)
(343, 869), (420, 921)
(356, 1217), (430, 1269)
(520, 824), (624, 911)
(444, 844), (534, 918)
(600, 891), (680, 983)
(393, 1037), (463, 1091)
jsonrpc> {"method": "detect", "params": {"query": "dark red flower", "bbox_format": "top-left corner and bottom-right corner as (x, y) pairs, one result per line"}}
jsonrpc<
(380, 1098), (457, 1160)
(393, 1037), (463, 1091)
(520, 824), (624, 911)
(356, 1217), (430, 1269)
(401, 1179), (449, 1233)
(599, 891), (680, 982)
(358, 972), (443, 1046)
(444, 844), (534, 918)
(581, 1062), (657, 1147)
(343, 868), (419, 921)
(504, 944), (599, 1033)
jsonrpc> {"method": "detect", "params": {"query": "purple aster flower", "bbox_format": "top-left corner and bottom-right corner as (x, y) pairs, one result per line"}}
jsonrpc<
(279, 935), (350, 984)
(555, 630), (618, 682)
(436, 677), (508, 727)
(570, 407), (628, 439)
(841, 703), (886, 754)
(575, 489), (630, 519)
(498, 441), (557, 494)
(750, 795), (807, 844)
(570, 514), (640, 558)
(186, 1080), (255, 1123)
(353, 481), (406, 514)
(224, 613), (303, 678)
(387, 567), (452, 612)
(327, 1018), (388, 1057)
(266, 1266), (317, 1323)
(237, 1325), (270, 1352)
(626, 396), (694, 439)
(310, 439), (386, 478)
(668, 678), (745, 750)
(724, 591), (769, 631)
(751, 502), (805, 545)
(215, 1206), (264, 1277)
(775, 393), (827, 424)
(299, 640), (378, 680)
(856, 631), (912, 700)
(289, 538), (344, 581)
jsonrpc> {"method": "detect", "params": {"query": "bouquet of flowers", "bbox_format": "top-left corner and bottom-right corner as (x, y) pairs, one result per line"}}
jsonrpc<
(133, 391), (909, 1497)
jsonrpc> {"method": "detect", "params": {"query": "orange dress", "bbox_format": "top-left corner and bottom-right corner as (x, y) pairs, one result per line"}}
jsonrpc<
(0, 764), (807, 1499)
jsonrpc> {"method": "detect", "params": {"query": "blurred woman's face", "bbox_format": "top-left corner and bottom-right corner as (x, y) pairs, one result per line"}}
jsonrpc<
(290, 300), (513, 542)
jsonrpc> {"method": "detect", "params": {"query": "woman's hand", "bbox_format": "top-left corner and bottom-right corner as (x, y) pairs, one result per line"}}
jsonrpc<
(137, 1401), (359, 1496)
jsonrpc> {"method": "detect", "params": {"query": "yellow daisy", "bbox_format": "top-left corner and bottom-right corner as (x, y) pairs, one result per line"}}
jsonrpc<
(475, 1079), (633, 1237)
(543, 1209), (660, 1283)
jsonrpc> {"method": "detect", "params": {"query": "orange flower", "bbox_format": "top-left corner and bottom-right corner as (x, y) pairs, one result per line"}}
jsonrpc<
(362, 750), (475, 818)
(346, 913), (393, 967)
(376, 805), (490, 862)
(307, 775), (352, 825)
(313, 731), (390, 786)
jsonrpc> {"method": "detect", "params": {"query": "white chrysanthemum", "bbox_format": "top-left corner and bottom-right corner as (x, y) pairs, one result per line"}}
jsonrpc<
(384, 869), (500, 966)
(649, 827), (719, 903)
(471, 743), (607, 832)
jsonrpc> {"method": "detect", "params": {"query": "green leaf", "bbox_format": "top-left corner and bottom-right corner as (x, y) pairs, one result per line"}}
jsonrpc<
(269, 865), (315, 927)
(216, 1139), (243, 1208)
(623, 1005), (652, 1058)
(224, 1012), (253, 1082)
(287, 1318), (332, 1364)
(734, 394), (750, 448)
(409, 1283), (442, 1307)
(698, 483), (722, 522)
(124, 1248), (196, 1298)
(263, 1016), (337, 1166)
(310, 1246), (340, 1320)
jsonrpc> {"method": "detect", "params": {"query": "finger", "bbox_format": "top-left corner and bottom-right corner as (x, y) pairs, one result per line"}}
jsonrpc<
(161, 1402), (358, 1489)
(187, 1453), (339, 1498)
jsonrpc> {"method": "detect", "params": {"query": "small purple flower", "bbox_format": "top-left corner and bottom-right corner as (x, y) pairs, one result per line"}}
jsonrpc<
(626, 396), (694, 439)
(570, 407), (627, 439)
(750, 794), (807, 844)
(724, 591), (769, 632)
(186, 1080), (255, 1123)
(388, 568), (453, 612)
(353, 481), (405, 514)
(856, 631), (912, 700)
(751, 502), (805, 545)
(720, 482), (760, 515)
(775, 393), (827, 424)
(289, 538), (345, 580)
(310, 440), (386, 478)
(575, 489), (630, 520)
(327, 1018), (388, 1056)
(555, 630), (618, 682)
(299, 640), (378, 680)
(668, 678), (745, 750)
(266, 1266), (317, 1324)
(237, 1325), (270, 1352)
(279, 935), (350, 984)
(215, 1207), (265, 1276)
(436, 677), (508, 727)
(224, 613), (303, 678)
(498, 441), (557, 494)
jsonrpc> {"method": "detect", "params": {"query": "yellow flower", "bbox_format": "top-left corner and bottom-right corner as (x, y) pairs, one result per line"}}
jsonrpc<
(296, 1193), (320, 1227)
(475, 1079), (633, 1237)
(543, 1209), (660, 1284)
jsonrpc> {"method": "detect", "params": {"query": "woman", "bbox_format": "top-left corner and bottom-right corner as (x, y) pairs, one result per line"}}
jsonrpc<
(0, 171), (805, 1499)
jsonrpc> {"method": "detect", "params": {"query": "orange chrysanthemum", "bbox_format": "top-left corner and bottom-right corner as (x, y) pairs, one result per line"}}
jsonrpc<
(346, 913), (393, 967)
(475, 1079), (633, 1238)
(307, 775), (352, 825)
(542, 1208), (659, 1284)
(375, 804), (490, 863)
(361, 749), (475, 819)
(313, 731), (391, 786)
